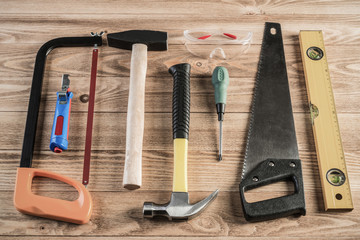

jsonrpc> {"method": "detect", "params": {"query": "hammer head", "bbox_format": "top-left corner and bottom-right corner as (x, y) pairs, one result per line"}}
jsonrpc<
(143, 190), (219, 220)
(107, 30), (168, 51)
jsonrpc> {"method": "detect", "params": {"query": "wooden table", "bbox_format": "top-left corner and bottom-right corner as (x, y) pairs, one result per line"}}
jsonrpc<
(1, 1), (359, 239)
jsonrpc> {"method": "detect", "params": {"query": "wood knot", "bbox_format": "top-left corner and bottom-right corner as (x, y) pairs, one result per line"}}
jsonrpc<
(80, 94), (89, 103)
(189, 214), (229, 234)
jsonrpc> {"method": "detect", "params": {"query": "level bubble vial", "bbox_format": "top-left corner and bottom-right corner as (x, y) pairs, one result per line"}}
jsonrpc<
(326, 169), (346, 186)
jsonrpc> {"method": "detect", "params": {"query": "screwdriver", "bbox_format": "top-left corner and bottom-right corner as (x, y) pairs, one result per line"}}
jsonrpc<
(212, 66), (229, 161)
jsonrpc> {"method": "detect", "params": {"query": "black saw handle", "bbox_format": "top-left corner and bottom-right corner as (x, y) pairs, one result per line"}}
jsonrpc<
(169, 63), (191, 140)
(239, 159), (306, 222)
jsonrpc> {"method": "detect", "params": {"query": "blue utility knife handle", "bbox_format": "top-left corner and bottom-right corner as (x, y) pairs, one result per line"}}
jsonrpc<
(50, 91), (73, 153)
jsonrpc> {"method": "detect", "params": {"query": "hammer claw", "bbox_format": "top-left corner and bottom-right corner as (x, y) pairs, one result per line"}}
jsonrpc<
(143, 190), (219, 220)
(185, 189), (219, 218)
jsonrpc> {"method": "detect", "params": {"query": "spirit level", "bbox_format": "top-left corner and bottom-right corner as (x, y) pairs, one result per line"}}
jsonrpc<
(299, 30), (353, 210)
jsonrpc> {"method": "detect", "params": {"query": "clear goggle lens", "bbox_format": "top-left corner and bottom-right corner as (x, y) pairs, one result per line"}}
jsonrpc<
(184, 29), (253, 60)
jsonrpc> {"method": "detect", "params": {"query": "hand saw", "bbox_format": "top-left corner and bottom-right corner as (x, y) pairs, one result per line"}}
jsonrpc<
(239, 22), (306, 222)
(14, 35), (102, 224)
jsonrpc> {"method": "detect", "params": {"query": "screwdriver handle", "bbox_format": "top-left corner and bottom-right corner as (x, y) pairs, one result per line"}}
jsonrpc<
(212, 66), (229, 104)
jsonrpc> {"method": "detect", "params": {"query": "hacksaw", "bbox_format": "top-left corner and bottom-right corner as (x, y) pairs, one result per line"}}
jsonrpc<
(299, 31), (353, 210)
(14, 34), (103, 224)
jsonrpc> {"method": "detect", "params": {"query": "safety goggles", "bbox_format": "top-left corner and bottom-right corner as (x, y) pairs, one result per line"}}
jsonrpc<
(184, 29), (253, 60)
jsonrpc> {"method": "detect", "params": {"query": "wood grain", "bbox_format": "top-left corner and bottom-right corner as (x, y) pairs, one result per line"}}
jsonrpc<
(0, 15), (360, 45)
(0, 45), (359, 114)
(122, 43), (148, 189)
(1, 238), (358, 240)
(1, 0), (360, 15)
(0, 191), (359, 237)
(0, 0), (360, 238)
(1, 112), (359, 151)
(0, 44), (359, 79)
(1, 149), (360, 193)
(0, 238), (358, 240)
(0, 75), (359, 113)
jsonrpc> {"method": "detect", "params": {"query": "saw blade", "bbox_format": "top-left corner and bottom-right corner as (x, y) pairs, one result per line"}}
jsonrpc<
(242, 22), (299, 179)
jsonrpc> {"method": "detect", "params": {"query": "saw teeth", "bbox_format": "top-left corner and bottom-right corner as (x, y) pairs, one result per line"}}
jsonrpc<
(241, 24), (267, 179)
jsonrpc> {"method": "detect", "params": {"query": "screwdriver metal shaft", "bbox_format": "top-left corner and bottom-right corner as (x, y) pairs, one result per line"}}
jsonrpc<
(212, 67), (229, 161)
(219, 120), (223, 161)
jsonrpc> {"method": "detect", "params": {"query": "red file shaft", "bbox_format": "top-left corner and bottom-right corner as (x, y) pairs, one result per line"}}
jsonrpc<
(82, 47), (98, 186)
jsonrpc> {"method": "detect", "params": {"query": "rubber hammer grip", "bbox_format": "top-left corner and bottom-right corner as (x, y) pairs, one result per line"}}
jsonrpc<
(169, 63), (191, 140)
(123, 43), (148, 190)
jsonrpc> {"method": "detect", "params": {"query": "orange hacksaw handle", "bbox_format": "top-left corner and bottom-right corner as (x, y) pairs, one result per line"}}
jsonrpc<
(13, 168), (92, 224)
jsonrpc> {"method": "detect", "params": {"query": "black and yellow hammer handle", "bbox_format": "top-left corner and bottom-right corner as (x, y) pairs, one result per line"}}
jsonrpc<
(169, 63), (191, 192)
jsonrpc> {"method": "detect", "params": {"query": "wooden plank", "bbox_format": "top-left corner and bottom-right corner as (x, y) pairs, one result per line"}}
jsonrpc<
(0, 191), (359, 237)
(1, 238), (358, 240)
(0, 74), (358, 113)
(1, 0), (359, 15)
(0, 76), (254, 113)
(0, 15), (359, 45)
(1, 149), (359, 192)
(0, 112), (358, 152)
(0, 68), (357, 116)
(0, 111), (358, 192)
(0, 44), (359, 79)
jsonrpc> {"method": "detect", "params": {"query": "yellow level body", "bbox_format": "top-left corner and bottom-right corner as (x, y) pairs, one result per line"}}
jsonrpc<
(299, 31), (353, 210)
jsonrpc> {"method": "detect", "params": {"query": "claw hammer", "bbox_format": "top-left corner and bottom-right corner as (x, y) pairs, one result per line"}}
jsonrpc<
(143, 63), (219, 220)
(107, 30), (168, 190)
